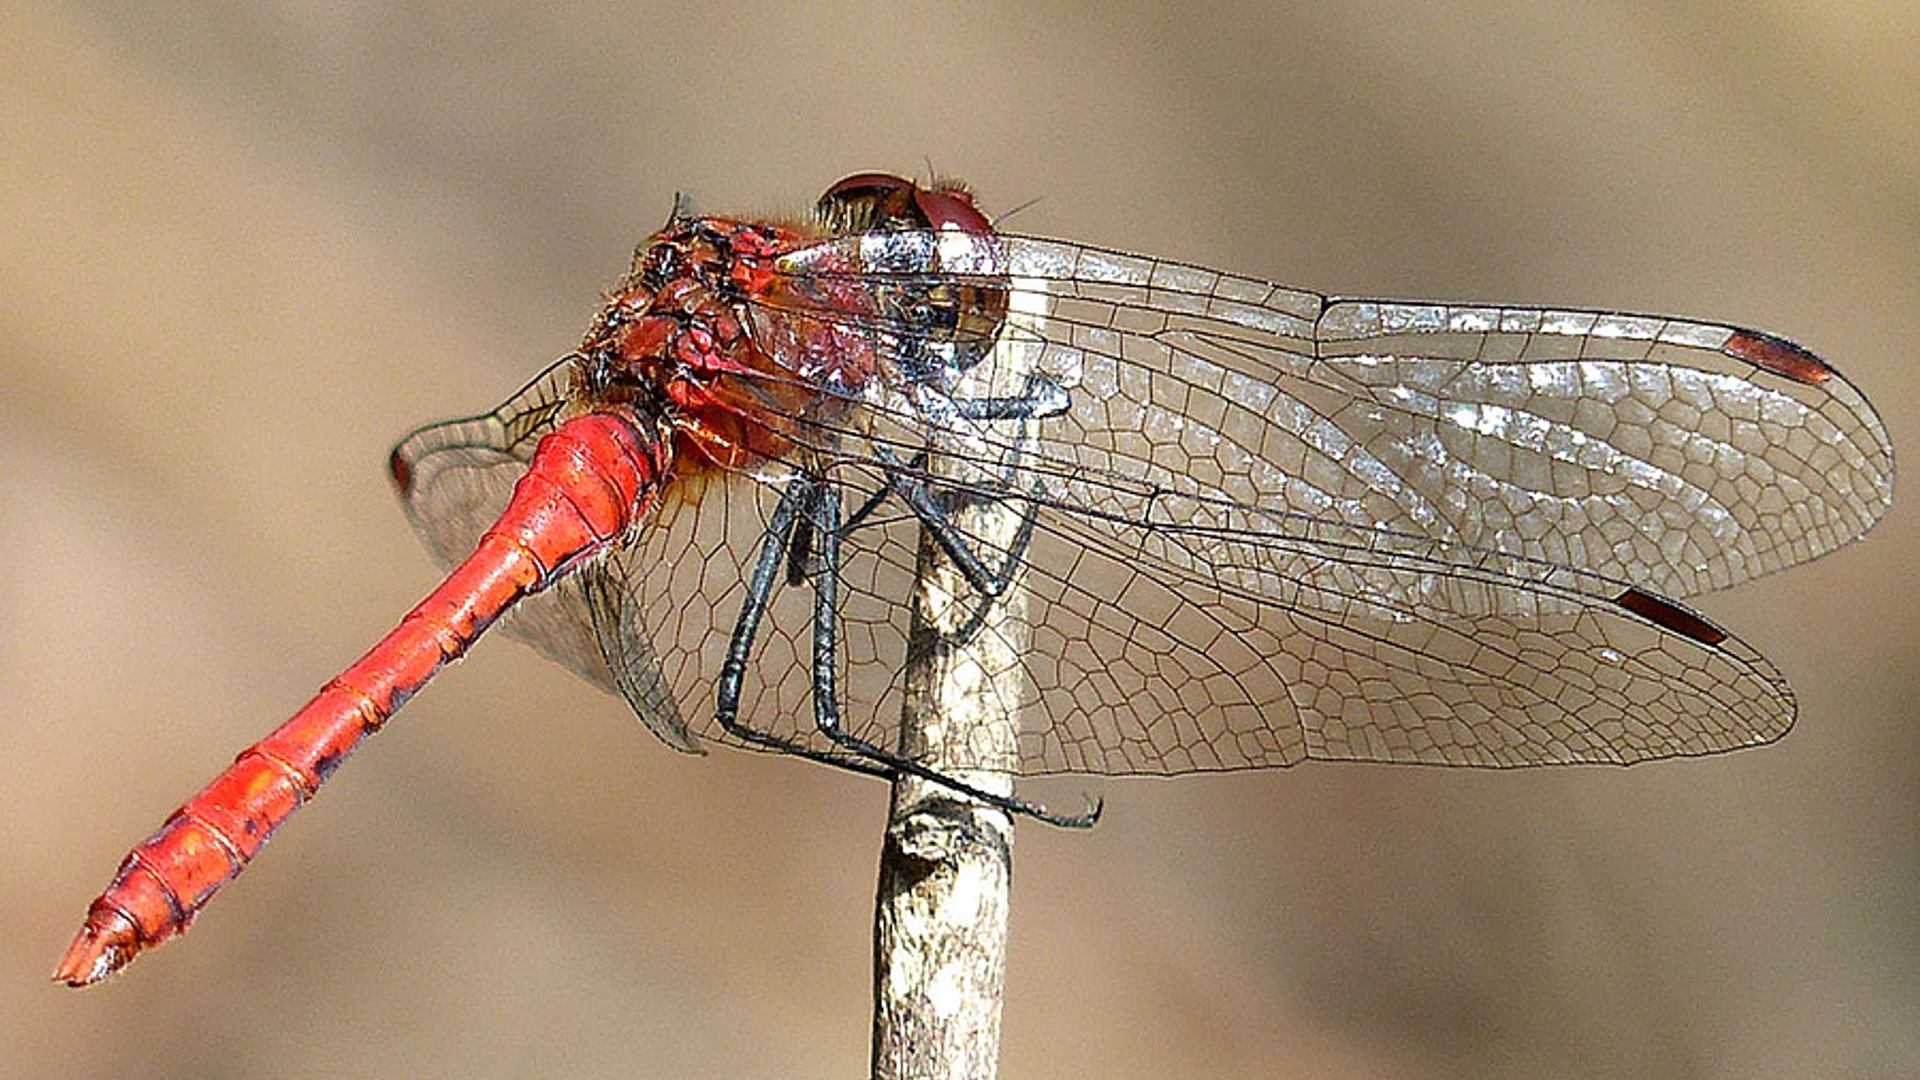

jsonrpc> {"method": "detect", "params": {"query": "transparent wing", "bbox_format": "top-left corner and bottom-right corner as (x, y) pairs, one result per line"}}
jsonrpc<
(570, 411), (1801, 775)
(776, 233), (1892, 598)
(737, 231), (1892, 773)
(1003, 479), (1793, 772)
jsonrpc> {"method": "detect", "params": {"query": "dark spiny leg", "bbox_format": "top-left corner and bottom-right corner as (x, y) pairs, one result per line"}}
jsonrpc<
(949, 372), (1070, 421)
(839, 371), (1061, 593)
(712, 475), (889, 778)
(897, 476), (1040, 646)
(863, 373), (1061, 598)
(715, 477), (808, 729)
(872, 444), (1036, 602)
(941, 497), (1037, 646)
(836, 450), (1033, 642)
(785, 514), (814, 587)
(840, 468), (900, 535)
(803, 481), (1097, 828)
(808, 480), (843, 736)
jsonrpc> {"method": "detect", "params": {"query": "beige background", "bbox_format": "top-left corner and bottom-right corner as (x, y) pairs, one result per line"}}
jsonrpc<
(5, 2), (1915, 1077)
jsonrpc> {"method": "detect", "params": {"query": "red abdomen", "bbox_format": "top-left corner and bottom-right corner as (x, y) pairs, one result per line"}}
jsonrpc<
(57, 409), (665, 986)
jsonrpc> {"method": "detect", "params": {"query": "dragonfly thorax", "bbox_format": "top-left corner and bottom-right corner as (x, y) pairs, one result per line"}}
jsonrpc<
(573, 216), (858, 473)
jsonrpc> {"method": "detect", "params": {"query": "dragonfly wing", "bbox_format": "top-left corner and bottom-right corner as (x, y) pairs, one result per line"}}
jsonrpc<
(1008, 492), (1791, 774)
(775, 234), (1893, 600)
(1013, 236), (1890, 595)
(763, 232), (1881, 774)
(386, 356), (932, 761)
(1308, 298), (1893, 594)
(391, 361), (704, 751)
(578, 554), (699, 753)
(767, 422), (1796, 775)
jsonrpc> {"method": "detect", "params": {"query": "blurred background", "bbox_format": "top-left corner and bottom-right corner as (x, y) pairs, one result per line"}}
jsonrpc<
(5, 1), (1914, 1077)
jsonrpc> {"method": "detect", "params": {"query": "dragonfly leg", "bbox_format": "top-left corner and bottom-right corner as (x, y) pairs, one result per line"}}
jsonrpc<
(713, 474), (890, 778)
(712, 466), (1092, 826)
(841, 371), (1060, 594)
(714, 476), (807, 725)
(804, 481), (1098, 829)
(836, 467), (900, 537)
(862, 373), (1059, 599)
(871, 444), (1039, 604)
(948, 371), (1071, 421)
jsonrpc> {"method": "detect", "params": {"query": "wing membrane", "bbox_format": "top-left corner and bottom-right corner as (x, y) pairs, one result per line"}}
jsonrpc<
(775, 233), (1891, 599)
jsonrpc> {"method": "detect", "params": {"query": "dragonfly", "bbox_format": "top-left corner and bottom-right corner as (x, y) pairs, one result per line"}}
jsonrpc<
(58, 173), (1893, 987)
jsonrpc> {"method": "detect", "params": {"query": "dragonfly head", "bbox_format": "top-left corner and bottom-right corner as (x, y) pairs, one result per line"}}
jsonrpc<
(814, 172), (995, 238)
(813, 174), (1012, 382)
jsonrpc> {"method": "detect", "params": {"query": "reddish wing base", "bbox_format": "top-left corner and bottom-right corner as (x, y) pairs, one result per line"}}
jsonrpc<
(57, 409), (665, 987)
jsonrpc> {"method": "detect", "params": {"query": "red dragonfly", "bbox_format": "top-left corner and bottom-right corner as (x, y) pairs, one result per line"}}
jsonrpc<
(59, 173), (1893, 987)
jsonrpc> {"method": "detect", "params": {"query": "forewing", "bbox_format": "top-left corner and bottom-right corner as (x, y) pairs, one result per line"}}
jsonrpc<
(1307, 298), (1892, 594)
(775, 233), (1893, 598)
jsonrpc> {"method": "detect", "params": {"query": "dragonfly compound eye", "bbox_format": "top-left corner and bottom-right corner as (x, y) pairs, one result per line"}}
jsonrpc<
(909, 185), (993, 237)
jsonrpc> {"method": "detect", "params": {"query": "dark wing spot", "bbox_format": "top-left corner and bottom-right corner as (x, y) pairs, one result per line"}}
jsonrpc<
(387, 447), (414, 497)
(1613, 586), (1729, 646)
(1723, 329), (1833, 386)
